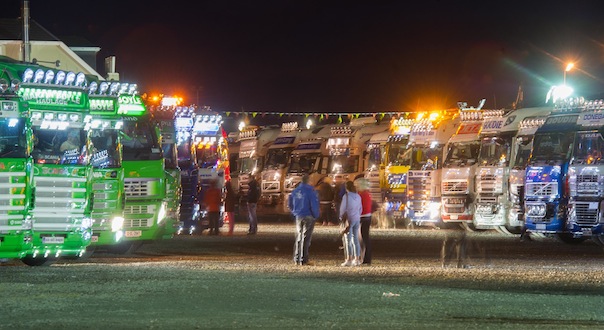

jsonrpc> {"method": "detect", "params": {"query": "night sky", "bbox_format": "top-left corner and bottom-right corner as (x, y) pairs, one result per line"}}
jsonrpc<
(3, 1), (604, 127)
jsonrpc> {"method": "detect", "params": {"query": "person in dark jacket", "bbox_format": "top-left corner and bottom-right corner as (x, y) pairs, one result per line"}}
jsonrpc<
(246, 174), (260, 235)
(288, 174), (320, 265)
(316, 176), (336, 226)
(224, 181), (238, 235)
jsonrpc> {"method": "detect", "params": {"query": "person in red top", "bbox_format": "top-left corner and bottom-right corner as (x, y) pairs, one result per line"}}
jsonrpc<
(203, 180), (223, 235)
(355, 178), (373, 264)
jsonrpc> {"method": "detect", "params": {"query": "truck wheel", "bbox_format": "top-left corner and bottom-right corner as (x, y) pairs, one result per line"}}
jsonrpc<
(503, 225), (523, 235)
(106, 241), (143, 255)
(21, 255), (55, 266)
(557, 233), (587, 244)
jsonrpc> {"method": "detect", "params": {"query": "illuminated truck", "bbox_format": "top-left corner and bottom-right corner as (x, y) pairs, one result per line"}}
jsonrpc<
(383, 118), (414, 221)
(364, 130), (389, 203)
(172, 107), (200, 234)
(0, 65), (33, 261)
(88, 82), (168, 253)
(283, 125), (332, 197)
(524, 104), (579, 242)
(405, 111), (459, 227)
(327, 117), (390, 187)
(15, 64), (94, 265)
(151, 104), (182, 239)
(441, 100), (485, 229)
(227, 131), (240, 195)
(474, 107), (551, 233)
(87, 93), (126, 250)
(566, 99), (604, 245)
(507, 111), (550, 233)
(237, 125), (280, 199)
(261, 122), (311, 206)
(191, 110), (228, 232)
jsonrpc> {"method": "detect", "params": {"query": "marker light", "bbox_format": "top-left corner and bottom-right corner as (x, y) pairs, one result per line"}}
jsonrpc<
(88, 81), (98, 94)
(54, 71), (66, 85)
(22, 68), (34, 83)
(0, 79), (7, 92)
(128, 84), (137, 94)
(33, 69), (45, 83)
(109, 82), (120, 95)
(44, 70), (55, 84)
(64, 72), (76, 86)
(119, 83), (129, 94)
(99, 82), (109, 95)
(75, 73), (86, 87)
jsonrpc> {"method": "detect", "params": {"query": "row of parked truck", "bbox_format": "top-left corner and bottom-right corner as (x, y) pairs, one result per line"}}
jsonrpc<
(228, 95), (604, 246)
(0, 56), (233, 266)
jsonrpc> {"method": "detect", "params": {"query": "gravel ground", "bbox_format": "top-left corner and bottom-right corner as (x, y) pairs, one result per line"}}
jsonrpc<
(2, 222), (604, 328)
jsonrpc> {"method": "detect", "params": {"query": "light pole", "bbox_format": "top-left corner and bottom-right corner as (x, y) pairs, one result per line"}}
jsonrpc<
(563, 62), (574, 85)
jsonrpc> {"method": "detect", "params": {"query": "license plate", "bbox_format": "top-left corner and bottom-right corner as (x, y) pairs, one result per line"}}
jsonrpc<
(582, 227), (592, 234)
(125, 230), (142, 238)
(42, 236), (64, 244)
(536, 223), (546, 230)
(392, 211), (402, 217)
(450, 214), (458, 220)
(91, 236), (99, 243)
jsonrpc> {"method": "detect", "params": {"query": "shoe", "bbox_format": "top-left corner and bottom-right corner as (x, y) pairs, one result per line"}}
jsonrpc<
(341, 260), (353, 267)
(322, 222), (328, 226)
(301, 261), (315, 266)
(247, 232), (256, 235)
(351, 259), (360, 267)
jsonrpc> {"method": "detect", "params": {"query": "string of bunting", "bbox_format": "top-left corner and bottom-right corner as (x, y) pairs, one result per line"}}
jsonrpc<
(221, 110), (416, 122)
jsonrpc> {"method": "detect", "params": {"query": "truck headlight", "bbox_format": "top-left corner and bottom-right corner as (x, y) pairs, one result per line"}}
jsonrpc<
(81, 217), (92, 229)
(111, 216), (124, 232)
(157, 203), (167, 224)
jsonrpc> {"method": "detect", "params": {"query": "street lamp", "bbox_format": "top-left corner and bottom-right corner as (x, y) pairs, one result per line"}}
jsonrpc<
(563, 62), (574, 85)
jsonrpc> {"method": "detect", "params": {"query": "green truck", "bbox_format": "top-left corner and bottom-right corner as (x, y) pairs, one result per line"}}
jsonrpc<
(0, 58), (95, 265)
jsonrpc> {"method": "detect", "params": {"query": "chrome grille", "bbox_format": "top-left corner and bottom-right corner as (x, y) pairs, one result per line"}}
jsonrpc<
(525, 182), (557, 197)
(442, 181), (468, 194)
(124, 179), (152, 197)
(0, 171), (27, 212)
(574, 202), (598, 225)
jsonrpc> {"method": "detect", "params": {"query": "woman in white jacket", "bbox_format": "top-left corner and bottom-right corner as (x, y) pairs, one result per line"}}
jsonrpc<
(339, 180), (363, 266)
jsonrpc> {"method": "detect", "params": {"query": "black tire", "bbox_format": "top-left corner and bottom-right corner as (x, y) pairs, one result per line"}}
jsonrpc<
(504, 225), (523, 235)
(592, 235), (604, 247)
(557, 233), (587, 244)
(106, 241), (143, 255)
(21, 255), (55, 266)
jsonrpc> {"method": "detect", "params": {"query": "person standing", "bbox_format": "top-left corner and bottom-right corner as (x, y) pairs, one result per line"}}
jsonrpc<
(224, 181), (238, 235)
(203, 180), (222, 235)
(316, 177), (336, 226)
(356, 178), (373, 265)
(288, 174), (320, 265)
(339, 180), (362, 267)
(246, 174), (260, 235)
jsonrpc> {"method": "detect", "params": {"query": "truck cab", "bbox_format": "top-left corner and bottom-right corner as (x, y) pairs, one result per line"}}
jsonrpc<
(405, 111), (459, 227)
(441, 101), (485, 229)
(237, 126), (280, 200)
(474, 107), (551, 233)
(383, 118), (414, 222)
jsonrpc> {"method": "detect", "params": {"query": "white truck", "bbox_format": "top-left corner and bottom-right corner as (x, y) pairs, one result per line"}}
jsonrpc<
(260, 122), (311, 206)
(364, 130), (390, 203)
(327, 117), (390, 187)
(474, 107), (551, 233)
(441, 100), (485, 229)
(283, 125), (333, 196)
(567, 100), (604, 245)
(405, 111), (459, 227)
(237, 125), (280, 198)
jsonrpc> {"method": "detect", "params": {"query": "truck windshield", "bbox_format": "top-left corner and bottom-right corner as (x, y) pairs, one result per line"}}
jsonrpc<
(265, 147), (293, 169)
(239, 157), (258, 174)
(572, 131), (604, 165)
(32, 127), (88, 165)
(367, 144), (383, 169)
(121, 121), (162, 161)
(511, 136), (533, 170)
(177, 141), (194, 167)
(409, 145), (443, 170)
(330, 155), (359, 174)
(443, 141), (480, 167)
(478, 136), (511, 167)
(196, 144), (219, 169)
(529, 132), (574, 165)
(388, 141), (410, 166)
(90, 129), (120, 168)
(162, 143), (178, 169)
(0, 118), (27, 158)
(288, 153), (320, 173)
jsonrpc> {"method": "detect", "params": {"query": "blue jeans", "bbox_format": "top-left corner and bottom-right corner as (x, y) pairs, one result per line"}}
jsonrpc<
(248, 203), (257, 233)
(293, 216), (316, 264)
(344, 221), (360, 259)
